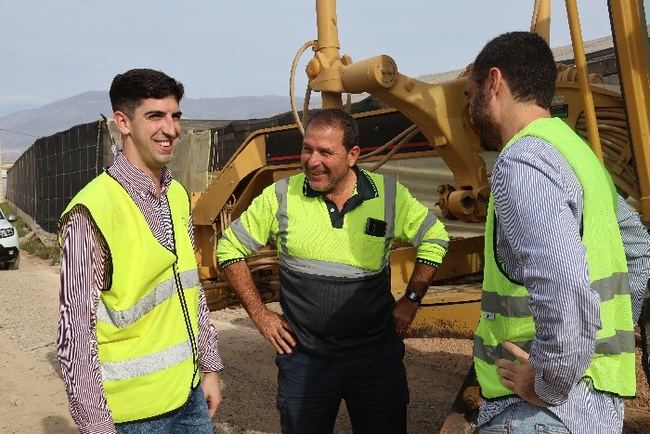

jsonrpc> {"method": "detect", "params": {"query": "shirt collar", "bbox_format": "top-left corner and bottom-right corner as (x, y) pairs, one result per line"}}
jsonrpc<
(108, 152), (173, 196)
(303, 165), (379, 201)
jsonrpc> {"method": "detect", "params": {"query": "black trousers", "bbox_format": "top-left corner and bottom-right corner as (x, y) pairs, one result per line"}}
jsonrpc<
(275, 337), (409, 434)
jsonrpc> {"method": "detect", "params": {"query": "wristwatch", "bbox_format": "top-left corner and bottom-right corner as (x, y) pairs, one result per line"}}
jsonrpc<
(405, 290), (422, 304)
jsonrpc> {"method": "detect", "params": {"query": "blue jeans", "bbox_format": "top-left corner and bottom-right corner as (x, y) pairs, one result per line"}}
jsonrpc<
(275, 337), (408, 434)
(480, 402), (569, 433)
(115, 384), (212, 434)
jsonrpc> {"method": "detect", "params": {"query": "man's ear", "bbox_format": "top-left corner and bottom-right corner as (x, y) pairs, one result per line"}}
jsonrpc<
(113, 110), (131, 136)
(487, 67), (504, 98)
(348, 145), (361, 167)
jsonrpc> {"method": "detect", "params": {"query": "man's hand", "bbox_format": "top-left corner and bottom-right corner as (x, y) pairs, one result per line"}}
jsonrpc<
(251, 307), (296, 354)
(223, 262), (297, 354)
(394, 263), (437, 337)
(393, 296), (419, 337)
(496, 341), (547, 407)
(202, 372), (222, 418)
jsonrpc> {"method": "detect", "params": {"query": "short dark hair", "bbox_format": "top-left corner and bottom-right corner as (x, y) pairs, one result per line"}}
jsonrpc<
(305, 108), (359, 151)
(109, 68), (184, 116)
(471, 32), (556, 109)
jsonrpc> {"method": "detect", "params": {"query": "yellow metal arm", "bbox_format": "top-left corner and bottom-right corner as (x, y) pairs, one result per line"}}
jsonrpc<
(309, 0), (488, 221)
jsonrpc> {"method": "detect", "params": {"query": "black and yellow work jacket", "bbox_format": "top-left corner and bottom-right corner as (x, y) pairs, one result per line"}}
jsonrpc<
(217, 168), (448, 357)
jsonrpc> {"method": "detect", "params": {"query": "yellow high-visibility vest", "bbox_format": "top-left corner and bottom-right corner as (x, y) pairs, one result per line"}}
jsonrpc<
(475, 117), (636, 399)
(60, 172), (201, 422)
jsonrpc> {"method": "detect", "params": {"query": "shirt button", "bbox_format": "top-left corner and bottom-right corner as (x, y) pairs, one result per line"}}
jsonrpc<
(330, 208), (335, 212)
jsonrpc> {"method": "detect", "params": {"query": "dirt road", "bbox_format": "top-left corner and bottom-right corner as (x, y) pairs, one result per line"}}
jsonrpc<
(1, 253), (649, 433)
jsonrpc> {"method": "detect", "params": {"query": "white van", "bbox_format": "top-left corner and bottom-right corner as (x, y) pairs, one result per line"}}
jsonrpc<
(0, 209), (20, 269)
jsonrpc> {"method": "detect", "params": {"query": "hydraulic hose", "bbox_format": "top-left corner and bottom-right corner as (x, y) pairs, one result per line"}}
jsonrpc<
(290, 41), (315, 136)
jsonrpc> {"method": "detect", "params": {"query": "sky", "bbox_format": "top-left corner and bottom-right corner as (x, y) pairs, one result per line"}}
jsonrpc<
(0, 0), (613, 119)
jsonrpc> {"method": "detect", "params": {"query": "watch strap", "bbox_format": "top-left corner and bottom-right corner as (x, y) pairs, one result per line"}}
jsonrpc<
(405, 290), (422, 303)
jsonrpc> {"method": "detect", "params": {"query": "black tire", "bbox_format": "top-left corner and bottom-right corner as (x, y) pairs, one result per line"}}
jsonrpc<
(7, 255), (19, 270)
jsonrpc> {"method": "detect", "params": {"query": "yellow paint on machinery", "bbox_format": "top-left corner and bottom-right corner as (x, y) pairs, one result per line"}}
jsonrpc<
(192, 0), (650, 428)
(192, 0), (650, 341)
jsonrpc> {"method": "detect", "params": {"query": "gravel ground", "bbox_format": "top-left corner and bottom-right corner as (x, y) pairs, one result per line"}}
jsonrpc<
(211, 304), (474, 434)
(0, 253), (648, 433)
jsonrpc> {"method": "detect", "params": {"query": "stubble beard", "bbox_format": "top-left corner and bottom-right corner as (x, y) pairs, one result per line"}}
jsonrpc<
(470, 91), (503, 152)
(305, 166), (347, 194)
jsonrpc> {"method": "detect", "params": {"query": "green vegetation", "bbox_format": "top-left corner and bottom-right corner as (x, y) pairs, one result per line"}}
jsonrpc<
(0, 202), (60, 265)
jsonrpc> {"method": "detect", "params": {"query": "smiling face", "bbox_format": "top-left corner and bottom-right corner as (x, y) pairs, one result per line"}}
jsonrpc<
(301, 123), (359, 194)
(115, 95), (182, 177)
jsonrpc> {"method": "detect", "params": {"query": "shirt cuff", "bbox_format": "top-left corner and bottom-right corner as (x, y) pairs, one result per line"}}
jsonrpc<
(219, 258), (246, 269)
(533, 370), (570, 406)
(415, 258), (440, 268)
(199, 349), (225, 373)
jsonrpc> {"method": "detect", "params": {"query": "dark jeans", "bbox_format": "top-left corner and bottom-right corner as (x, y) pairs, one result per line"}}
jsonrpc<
(115, 384), (212, 434)
(275, 337), (409, 434)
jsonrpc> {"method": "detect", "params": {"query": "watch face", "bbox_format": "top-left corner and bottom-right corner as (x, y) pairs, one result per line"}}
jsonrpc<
(407, 291), (421, 302)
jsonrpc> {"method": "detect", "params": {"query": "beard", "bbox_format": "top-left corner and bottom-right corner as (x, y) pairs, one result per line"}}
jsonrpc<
(304, 166), (348, 193)
(470, 90), (503, 152)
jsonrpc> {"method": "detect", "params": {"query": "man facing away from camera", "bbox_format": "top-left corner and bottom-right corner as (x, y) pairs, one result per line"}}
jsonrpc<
(466, 32), (650, 433)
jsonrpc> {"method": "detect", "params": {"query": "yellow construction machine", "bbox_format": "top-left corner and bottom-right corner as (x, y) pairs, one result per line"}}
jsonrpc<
(191, 0), (649, 430)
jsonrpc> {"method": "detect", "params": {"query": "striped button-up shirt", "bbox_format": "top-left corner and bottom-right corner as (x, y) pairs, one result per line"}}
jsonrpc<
(478, 137), (650, 434)
(58, 152), (223, 434)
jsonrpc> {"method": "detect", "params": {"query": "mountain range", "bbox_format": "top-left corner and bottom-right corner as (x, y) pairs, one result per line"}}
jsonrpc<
(0, 36), (613, 164)
(0, 91), (312, 162)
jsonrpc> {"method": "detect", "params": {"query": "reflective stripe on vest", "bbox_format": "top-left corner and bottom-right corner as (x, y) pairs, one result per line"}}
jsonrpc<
(474, 330), (636, 364)
(478, 272), (631, 318)
(474, 117), (636, 399)
(97, 269), (199, 328)
(272, 171), (397, 275)
(102, 339), (194, 381)
(60, 172), (201, 422)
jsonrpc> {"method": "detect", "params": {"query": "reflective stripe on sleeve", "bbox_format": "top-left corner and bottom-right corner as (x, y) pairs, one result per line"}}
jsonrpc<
(409, 212), (438, 246)
(421, 239), (449, 249)
(230, 218), (263, 252)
